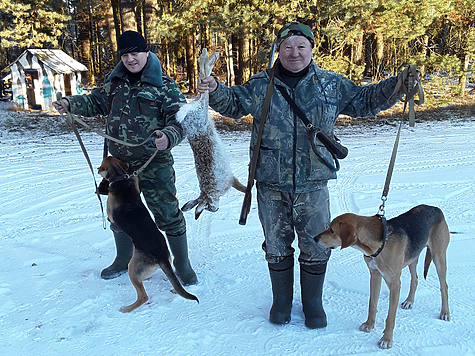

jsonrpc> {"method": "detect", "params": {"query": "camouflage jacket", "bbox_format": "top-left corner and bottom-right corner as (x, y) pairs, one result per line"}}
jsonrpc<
(67, 52), (186, 168)
(209, 60), (400, 193)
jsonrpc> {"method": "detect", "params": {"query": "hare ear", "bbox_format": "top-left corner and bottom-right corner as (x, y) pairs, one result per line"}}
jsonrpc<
(339, 222), (357, 249)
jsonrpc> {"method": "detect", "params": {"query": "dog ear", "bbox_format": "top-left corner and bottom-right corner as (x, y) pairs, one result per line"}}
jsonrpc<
(339, 222), (357, 249)
(118, 160), (129, 172)
(97, 178), (109, 195)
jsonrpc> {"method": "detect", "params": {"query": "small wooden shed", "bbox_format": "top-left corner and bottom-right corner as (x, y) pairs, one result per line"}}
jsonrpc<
(1, 49), (88, 111)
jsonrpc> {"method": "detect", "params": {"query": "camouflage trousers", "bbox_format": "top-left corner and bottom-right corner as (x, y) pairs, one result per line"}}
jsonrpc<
(112, 161), (186, 237)
(257, 183), (331, 265)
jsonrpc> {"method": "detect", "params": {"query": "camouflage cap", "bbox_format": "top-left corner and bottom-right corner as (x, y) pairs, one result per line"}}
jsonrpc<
(276, 22), (315, 50)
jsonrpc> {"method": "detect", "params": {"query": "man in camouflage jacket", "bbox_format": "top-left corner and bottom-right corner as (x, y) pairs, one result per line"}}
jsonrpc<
(197, 22), (408, 328)
(53, 31), (197, 285)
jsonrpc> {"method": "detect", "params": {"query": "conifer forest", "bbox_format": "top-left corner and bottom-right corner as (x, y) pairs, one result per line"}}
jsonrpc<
(1, 0), (474, 96)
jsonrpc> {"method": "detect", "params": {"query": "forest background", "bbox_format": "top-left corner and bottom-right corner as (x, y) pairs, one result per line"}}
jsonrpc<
(1, 0), (474, 114)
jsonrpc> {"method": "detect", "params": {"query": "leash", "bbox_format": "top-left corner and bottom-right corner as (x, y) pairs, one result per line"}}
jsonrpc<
(56, 92), (161, 227)
(377, 65), (424, 217)
(56, 92), (107, 229)
(371, 65), (423, 258)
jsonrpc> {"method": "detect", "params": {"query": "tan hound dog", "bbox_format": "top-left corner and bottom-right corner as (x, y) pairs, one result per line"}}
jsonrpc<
(316, 204), (450, 349)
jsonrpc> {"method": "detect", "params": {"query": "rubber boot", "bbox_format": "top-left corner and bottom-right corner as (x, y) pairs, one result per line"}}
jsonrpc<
(268, 256), (294, 325)
(167, 232), (198, 286)
(300, 263), (327, 329)
(101, 231), (133, 280)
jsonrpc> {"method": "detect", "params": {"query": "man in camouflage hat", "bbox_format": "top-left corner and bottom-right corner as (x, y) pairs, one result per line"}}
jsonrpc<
(53, 30), (198, 285)
(197, 21), (414, 328)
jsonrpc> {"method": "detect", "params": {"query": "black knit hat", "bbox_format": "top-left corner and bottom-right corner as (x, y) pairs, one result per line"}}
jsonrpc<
(118, 31), (148, 56)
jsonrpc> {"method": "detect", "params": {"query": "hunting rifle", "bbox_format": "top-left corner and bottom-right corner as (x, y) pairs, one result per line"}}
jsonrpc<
(239, 43), (276, 225)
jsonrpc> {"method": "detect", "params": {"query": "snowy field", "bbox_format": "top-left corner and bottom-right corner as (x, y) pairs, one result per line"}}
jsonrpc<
(0, 102), (474, 356)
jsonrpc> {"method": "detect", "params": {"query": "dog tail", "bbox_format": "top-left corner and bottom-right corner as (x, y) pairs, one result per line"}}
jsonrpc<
(232, 177), (246, 193)
(159, 261), (199, 303)
(424, 247), (433, 279)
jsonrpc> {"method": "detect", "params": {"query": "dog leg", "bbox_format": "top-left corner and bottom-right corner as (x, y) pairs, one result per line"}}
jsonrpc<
(378, 273), (402, 349)
(432, 250), (450, 321)
(429, 222), (451, 322)
(359, 266), (382, 333)
(401, 259), (419, 309)
(120, 250), (158, 313)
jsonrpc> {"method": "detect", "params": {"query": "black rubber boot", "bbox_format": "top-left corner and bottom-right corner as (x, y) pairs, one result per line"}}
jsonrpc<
(268, 256), (294, 325)
(300, 263), (327, 329)
(101, 231), (133, 280)
(167, 232), (198, 286)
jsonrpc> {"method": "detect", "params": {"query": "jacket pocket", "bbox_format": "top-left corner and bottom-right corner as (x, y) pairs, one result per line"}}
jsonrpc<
(307, 143), (335, 181)
(255, 146), (280, 184)
(136, 93), (161, 122)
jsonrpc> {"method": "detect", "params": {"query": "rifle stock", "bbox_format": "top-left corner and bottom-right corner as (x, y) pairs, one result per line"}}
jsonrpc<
(239, 187), (253, 225)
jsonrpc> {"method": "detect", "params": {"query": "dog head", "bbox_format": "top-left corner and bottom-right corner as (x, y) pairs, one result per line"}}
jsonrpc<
(98, 156), (130, 182)
(315, 213), (358, 249)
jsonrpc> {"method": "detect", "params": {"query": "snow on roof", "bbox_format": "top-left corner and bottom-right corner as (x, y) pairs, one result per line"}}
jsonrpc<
(1, 49), (88, 74)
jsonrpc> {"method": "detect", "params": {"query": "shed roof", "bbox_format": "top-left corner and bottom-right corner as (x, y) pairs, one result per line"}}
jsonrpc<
(1, 49), (88, 74)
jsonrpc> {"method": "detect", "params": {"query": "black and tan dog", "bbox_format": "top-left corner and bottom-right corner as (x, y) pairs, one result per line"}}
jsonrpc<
(98, 156), (199, 313)
(315, 204), (450, 349)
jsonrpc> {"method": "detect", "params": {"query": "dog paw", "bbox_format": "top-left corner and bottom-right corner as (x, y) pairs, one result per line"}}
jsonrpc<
(378, 337), (393, 349)
(119, 305), (131, 313)
(440, 311), (451, 321)
(401, 300), (414, 309)
(359, 322), (374, 333)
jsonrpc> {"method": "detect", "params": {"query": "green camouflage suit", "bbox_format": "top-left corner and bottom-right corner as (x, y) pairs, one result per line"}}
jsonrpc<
(209, 60), (400, 264)
(67, 52), (187, 236)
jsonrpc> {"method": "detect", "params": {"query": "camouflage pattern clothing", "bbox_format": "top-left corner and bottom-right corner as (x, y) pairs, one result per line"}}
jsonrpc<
(67, 52), (187, 235)
(209, 60), (399, 193)
(208, 59), (401, 263)
(257, 182), (331, 265)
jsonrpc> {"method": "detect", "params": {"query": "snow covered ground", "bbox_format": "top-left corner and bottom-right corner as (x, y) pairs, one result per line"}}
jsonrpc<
(1, 102), (474, 355)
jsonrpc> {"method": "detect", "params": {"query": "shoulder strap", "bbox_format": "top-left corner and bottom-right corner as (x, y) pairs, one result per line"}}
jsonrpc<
(275, 85), (313, 129)
(239, 67), (275, 225)
(275, 84), (340, 171)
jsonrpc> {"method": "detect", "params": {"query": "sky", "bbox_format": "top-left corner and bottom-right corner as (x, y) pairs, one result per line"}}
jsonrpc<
(0, 100), (474, 356)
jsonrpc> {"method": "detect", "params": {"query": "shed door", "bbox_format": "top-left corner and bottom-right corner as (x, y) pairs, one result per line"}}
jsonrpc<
(65, 74), (72, 96)
(25, 70), (38, 107)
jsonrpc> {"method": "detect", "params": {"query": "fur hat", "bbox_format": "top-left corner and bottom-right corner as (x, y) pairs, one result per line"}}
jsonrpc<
(276, 22), (315, 50)
(118, 31), (148, 56)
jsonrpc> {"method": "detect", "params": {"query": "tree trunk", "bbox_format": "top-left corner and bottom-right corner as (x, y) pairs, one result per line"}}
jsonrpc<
(143, 0), (154, 45)
(353, 32), (364, 66)
(237, 30), (250, 85)
(135, 0), (143, 35)
(77, 1), (95, 85)
(185, 31), (196, 93)
(120, 0), (137, 32)
(373, 32), (384, 79)
(226, 37), (235, 86)
(364, 33), (374, 78)
(420, 34), (429, 75)
(459, 53), (469, 96)
(232, 34), (239, 84)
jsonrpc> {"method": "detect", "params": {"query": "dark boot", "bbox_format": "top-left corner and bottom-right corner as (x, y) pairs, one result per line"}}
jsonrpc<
(300, 263), (327, 329)
(268, 256), (294, 325)
(101, 231), (133, 280)
(167, 232), (198, 286)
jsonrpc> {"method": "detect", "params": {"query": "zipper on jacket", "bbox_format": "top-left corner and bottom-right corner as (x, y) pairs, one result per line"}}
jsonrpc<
(291, 88), (297, 193)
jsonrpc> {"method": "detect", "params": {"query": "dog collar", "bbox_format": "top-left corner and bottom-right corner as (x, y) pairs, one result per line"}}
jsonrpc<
(108, 173), (132, 184)
(369, 215), (388, 258)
